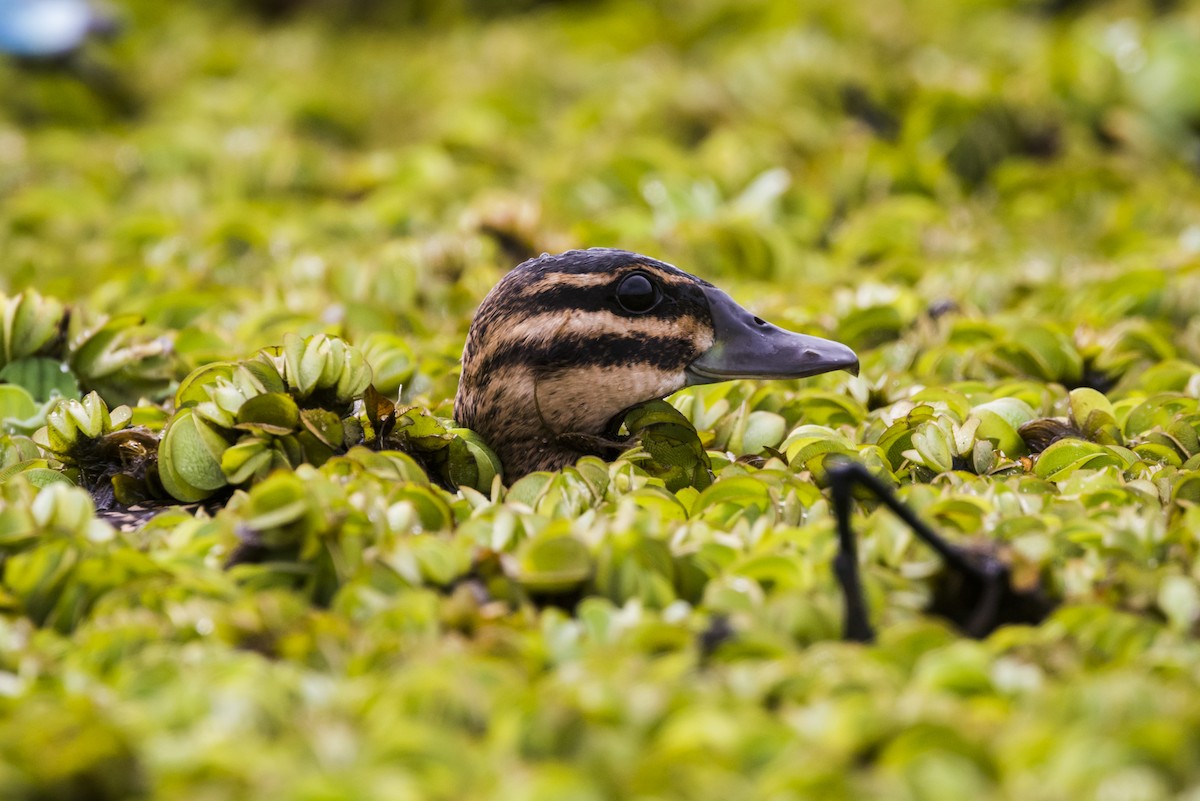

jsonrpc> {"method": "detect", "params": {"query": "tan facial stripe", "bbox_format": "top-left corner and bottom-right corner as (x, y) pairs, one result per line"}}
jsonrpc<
(476, 310), (712, 359)
(634, 263), (703, 287)
(533, 364), (686, 431)
(523, 272), (621, 290)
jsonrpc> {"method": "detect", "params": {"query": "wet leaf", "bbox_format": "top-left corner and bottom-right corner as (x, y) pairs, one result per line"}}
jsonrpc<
(299, 407), (343, 449)
(0, 358), (80, 403)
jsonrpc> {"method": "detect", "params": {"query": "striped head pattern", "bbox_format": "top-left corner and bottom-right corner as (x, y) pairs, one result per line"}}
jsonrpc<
(455, 248), (858, 479)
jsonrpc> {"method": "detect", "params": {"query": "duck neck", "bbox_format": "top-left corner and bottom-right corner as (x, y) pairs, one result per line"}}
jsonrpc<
(501, 434), (595, 478)
(458, 364), (656, 478)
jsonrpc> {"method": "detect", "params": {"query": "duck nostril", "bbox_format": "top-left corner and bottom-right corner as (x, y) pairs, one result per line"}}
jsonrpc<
(753, 316), (765, 326)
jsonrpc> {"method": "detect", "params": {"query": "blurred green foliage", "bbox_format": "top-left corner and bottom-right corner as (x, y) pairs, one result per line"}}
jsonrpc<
(3, 0), (1200, 799)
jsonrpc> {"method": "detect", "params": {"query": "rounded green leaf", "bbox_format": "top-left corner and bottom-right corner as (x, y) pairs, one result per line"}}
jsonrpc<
(1172, 473), (1200, 506)
(1069, 387), (1114, 428)
(391, 485), (453, 531)
(691, 476), (772, 524)
(175, 362), (237, 409)
(235, 392), (301, 434)
(911, 421), (955, 474)
(1034, 438), (1123, 480)
(0, 384), (38, 423)
(972, 397), (1036, 457)
(244, 471), (311, 531)
(158, 408), (231, 500)
(221, 438), (275, 485)
(909, 388), (972, 421)
(449, 428), (501, 491)
(299, 407), (343, 448)
(1132, 442), (1183, 467)
(516, 534), (593, 594)
(508, 472), (554, 507)
(358, 332), (415, 396)
(737, 411), (787, 454)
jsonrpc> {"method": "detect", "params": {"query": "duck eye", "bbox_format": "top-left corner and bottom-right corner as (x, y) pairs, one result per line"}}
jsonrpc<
(615, 273), (659, 314)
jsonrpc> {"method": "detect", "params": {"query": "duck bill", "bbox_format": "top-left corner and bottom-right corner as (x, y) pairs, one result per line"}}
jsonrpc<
(685, 285), (859, 386)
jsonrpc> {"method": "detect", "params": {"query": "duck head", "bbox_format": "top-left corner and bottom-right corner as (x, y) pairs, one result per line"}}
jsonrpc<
(455, 248), (858, 478)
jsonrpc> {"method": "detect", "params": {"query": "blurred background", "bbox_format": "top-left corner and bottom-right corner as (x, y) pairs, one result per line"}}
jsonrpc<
(1, 0), (1199, 403)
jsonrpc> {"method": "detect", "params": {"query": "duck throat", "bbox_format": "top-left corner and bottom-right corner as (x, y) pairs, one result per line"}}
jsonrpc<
(455, 363), (688, 479)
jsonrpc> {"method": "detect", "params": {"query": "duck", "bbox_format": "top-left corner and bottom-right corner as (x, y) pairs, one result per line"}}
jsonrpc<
(455, 248), (859, 478)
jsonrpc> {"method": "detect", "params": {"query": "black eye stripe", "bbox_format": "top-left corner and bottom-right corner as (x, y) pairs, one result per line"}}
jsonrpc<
(472, 333), (704, 382)
(465, 265), (713, 346)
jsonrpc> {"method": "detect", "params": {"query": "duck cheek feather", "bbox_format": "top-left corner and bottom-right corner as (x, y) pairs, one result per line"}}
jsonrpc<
(685, 285), (859, 386)
(534, 364), (688, 434)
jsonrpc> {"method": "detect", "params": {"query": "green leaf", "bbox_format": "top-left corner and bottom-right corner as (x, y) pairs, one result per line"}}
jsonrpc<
(736, 411), (787, 454)
(625, 400), (712, 491)
(175, 362), (238, 409)
(9, 466), (74, 488)
(1157, 575), (1200, 632)
(692, 476), (771, 523)
(235, 392), (301, 435)
(393, 407), (452, 450)
(508, 472), (554, 506)
(449, 428), (502, 491)
(158, 408), (231, 500)
(299, 407), (343, 449)
(972, 397), (1036, 457)
(0, 384), (38, 424)
(0, 358), (80, 403)
(243, 472), (311, 532)
(1034, 438), (1125, 480)
(911, 421), (955, 474)
(516, 534), (593, 594)
(2, 290), (64, 365)
(285, 332), (326, 397)
(221, 438), (275, 485)
(358, 332), (415, 396)
(391, 486), (453, 531)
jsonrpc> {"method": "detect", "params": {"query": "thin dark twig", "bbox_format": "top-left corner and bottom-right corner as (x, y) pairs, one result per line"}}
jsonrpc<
(824, 458), (1045, 642)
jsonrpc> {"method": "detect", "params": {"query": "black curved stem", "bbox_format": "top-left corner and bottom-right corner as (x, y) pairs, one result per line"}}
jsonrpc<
(825, 460), (1011, 643)
(830, 466), (875, 642)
